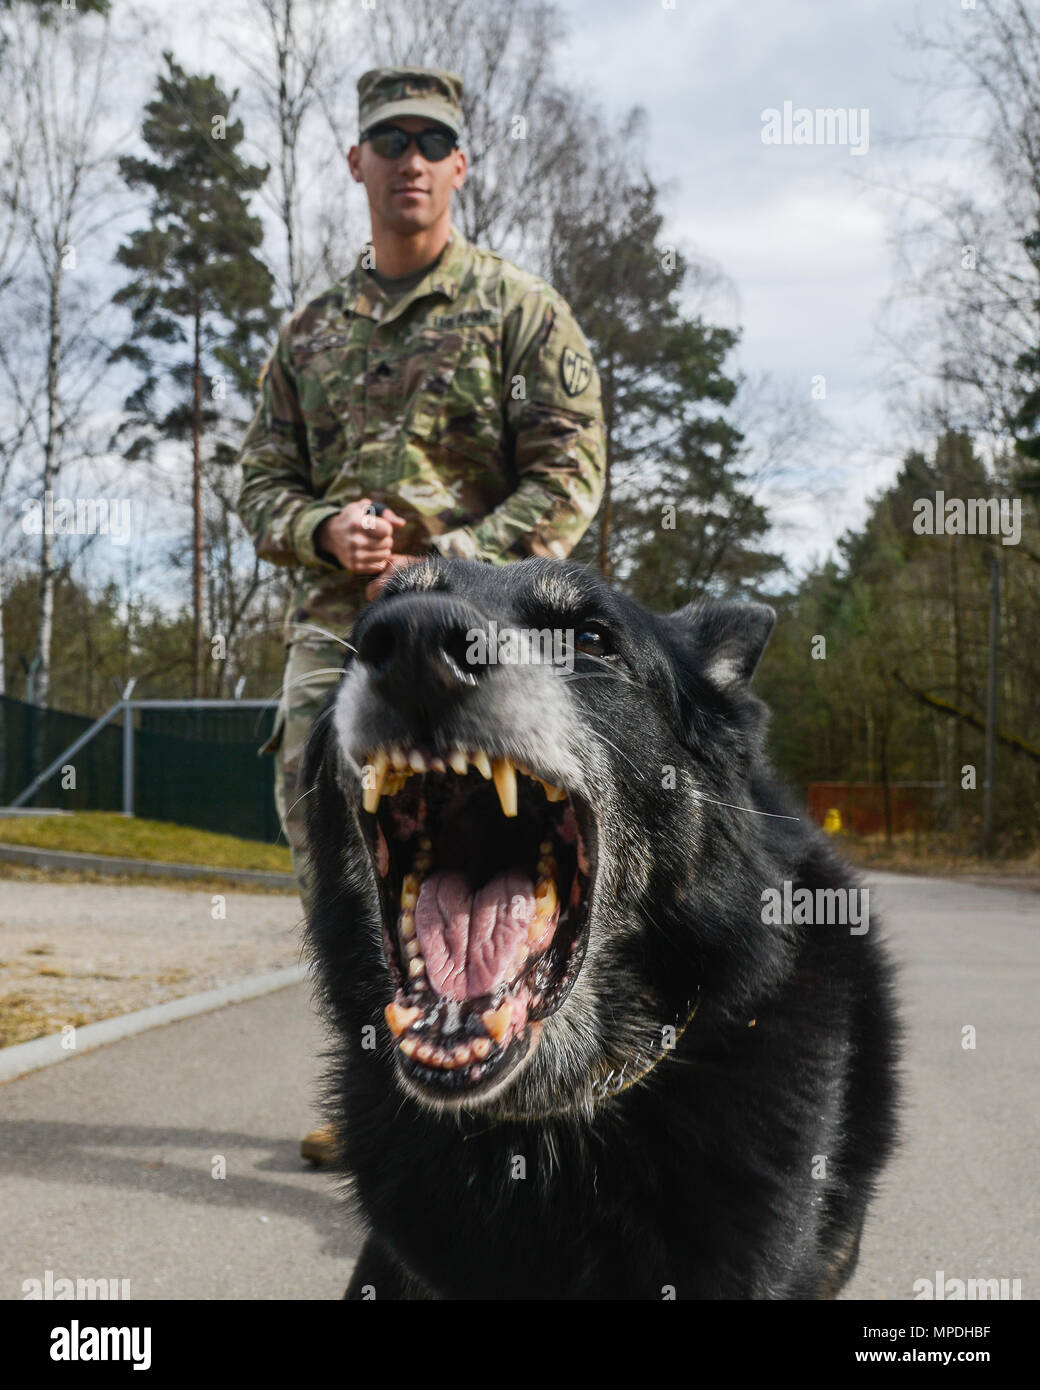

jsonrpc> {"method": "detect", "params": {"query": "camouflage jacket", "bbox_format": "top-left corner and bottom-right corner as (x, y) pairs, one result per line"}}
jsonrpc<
(235, 225), (605, 643)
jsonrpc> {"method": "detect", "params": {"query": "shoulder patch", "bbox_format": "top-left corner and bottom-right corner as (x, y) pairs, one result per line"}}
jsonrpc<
(560, 346), (592, 397)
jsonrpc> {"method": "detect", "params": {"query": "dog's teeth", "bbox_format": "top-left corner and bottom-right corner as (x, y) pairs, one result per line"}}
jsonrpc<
(405, 939), (422, 959)
(401, 873), (421, 910)
(408, 957), (426, 979)
(389, 745), (409, 772)
(492, 758), (518, 817)
(539, 840), (553, 855)
(540, 779), (567, 803)
(470, 750), (493, 780)
(408, 749), (427, 773)
(362, 750), (389, 814)
(419, 836), (432, 850)
(537, 855), (556, 879)
(399, 911), (416, 941)
(447, 749), (468, 776)
(482, 1002), (511, 1043)
(471, 1037), (491, 1061)
(400, 1036), (418, 1058)
(533, 876), (557, 925)
(384, 1001), (421, 1037)
(430, 756), (446, 773)
(414, 853), (432, 873)
(452, 1042), (473, 1066)
(416, 1042), (436, 1063)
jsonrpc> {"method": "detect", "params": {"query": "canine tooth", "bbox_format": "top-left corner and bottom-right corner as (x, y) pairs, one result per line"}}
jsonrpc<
(408, 957), (426, 979)
(482, 1002), (511, 1044)
(390, 746), (409, 772)
(471, 1037), (491, 1061)
(401, 873), (420, 909)
(534, 877), (557, 922)
(492, 759), (518, 817)
(399, 911), (416, 940)
(362, 750), (389, 813)
(405, 939), (422, 959)
(471, 750), (493, 780)
(447, 749), (468, 776)
(400, 1037), (418, 1058)
(385, 1002), (421, 1036)
(408, 749), (427, 773)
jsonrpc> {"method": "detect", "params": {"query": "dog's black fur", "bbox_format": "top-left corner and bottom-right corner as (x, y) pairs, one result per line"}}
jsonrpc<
(303, 557), (899, 1300)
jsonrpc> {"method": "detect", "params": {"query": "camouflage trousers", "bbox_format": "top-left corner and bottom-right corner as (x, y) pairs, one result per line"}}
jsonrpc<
(266, 636), (353, 914)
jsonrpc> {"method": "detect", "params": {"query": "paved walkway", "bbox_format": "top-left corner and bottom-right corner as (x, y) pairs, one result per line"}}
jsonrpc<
(0, 984), (359, 1300)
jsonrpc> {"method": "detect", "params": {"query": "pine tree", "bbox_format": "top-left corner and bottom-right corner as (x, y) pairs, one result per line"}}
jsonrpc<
(549, 174), (779, 604)
(110, 52), (278, 695)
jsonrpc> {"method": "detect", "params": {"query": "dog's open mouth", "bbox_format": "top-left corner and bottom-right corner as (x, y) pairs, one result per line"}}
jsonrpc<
(359, 746), (595, 1099)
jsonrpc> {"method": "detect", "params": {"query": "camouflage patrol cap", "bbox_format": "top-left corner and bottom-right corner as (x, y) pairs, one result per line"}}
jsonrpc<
(358, 67), (464, 138)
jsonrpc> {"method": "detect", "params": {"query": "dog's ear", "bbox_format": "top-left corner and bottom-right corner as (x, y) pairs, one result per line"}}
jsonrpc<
(667, 601), (776, 689)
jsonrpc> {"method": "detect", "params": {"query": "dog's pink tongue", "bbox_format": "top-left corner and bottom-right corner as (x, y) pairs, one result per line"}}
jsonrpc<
(415, 870), (536, 1000)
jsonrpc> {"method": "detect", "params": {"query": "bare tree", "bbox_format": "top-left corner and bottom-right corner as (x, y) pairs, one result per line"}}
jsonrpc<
(232, 0), (361, 308)
(0, 4), (126, 705)
(883, 0), (1040, 447)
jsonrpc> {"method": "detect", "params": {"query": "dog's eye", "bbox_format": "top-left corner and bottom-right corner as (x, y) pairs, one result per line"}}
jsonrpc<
(574, 626), (613, 657)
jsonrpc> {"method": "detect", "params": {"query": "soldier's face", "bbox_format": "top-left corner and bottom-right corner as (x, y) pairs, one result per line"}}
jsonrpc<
(350, 117), (467, 235)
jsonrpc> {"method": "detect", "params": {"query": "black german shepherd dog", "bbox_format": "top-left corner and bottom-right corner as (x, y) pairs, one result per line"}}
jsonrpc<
(302, 557), (899, 1300)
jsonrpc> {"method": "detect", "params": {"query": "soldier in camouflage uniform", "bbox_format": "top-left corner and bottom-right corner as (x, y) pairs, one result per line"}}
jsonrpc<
(236, 66), (604, 923)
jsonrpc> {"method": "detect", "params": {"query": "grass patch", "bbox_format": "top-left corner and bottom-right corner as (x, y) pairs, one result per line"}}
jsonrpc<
(837, 833), (1040, 881)
(0, 864), (297, 895)
(0, 993), (89, 1049)
(0, 812), (291, 873)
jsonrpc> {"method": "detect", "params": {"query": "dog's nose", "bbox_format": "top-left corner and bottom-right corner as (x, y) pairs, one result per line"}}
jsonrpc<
(357, 593), (488, 726)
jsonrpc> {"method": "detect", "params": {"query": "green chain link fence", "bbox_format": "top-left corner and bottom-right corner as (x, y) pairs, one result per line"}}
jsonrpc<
(0, 694), (280, 844)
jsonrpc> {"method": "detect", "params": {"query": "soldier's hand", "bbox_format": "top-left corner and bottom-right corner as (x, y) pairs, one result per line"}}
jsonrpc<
(365, 554), (424, 602)
(316, 499), (405, 573)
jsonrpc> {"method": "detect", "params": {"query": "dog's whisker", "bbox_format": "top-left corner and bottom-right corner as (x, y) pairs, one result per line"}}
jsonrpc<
(689, 790), (800, 822)
(285, 622), (359, 653)
(268, 669), (347, 705)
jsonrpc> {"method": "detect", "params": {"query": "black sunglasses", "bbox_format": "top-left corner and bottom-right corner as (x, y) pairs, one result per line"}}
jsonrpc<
(361, 124), (458, 162)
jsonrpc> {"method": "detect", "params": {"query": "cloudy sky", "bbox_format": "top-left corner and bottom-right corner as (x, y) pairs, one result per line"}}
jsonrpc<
(554, 0), (975, 570)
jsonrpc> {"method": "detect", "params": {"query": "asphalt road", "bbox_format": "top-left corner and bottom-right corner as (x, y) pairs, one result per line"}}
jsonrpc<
(0, 871), (1035, 1301)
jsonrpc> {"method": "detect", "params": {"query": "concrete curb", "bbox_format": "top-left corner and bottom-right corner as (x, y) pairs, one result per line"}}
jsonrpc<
(0, 841), (295, 889)
(0, 965), (311, 1084)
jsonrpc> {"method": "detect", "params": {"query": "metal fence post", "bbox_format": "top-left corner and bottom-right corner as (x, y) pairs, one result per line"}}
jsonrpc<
(122, 703), (134, 816)
(121, 678), (137, 818)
